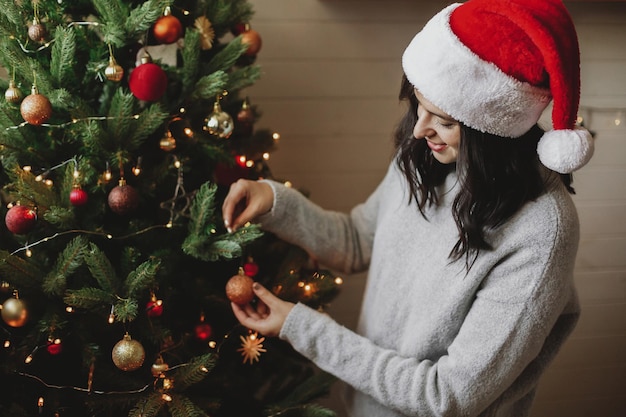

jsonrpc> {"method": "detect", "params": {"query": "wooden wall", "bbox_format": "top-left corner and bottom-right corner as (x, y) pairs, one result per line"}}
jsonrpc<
(244, 1), (626, 416)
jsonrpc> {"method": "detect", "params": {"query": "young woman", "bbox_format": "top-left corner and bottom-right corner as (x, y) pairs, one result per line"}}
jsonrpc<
(222, 0), (594, 415)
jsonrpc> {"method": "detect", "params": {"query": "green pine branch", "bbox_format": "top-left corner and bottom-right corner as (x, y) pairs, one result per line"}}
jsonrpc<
(187, 181), (217, 237)
(113, 297), (139, 322)
(125, 0), (171, 41)
(167, 394), (210, 417)
(42, 236), (88, 296)
(83, 242), (119, 293)
(92, 0), (131, 46)
(129, 392), (167, 417)
(63, 286), (116, 310)
(190, 70), (229, 101)
(170, 353), (217, 391)
(205, 36), (248, 74)
(125, 257), (161, 299)
(50, 26), (77, 88)
(0, 250), (44, 290)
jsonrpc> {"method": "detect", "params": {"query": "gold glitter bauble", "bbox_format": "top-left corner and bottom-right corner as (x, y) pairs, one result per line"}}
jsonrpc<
(159, 131), (177, 151)
(225, 268), (255, 305)
(28, 20), (47, 43)
(151, 357), (170, 377)
(20, 86), (52, 125)
(203, 103), (234, 139)
(112, 333), (145, 371)
(1, 297), (28, 327)
(104, 57), (124, 82)
(5, 80), (23, 104)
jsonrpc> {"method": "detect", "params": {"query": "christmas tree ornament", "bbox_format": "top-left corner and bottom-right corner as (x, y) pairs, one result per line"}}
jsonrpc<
(236, 98), (255, 136)
(46, 338), (63, 355)
(231, 22), (248, 36)
(108, 179), (140, 216)
(146, 294), (163, 318)
(203, 99), (234, 139)
(4, 80), (23, 104)
(104, 56), (124, 82)
(153, 7), (183, 44)
(195, 16), (215, 50)
(238, 332), (266, 364)
(128, 55), (168, 102)
(151, 356), (169, 377)
(225, 267), (255, 305)
(159, 130), (177, 151)
(243, 259), (259, 277)
(1, 294), (28, 327)
(240, 28), (262, 56)
(20, 85), (52, 125)
(194, 322), (213, 341)
(112, 333), (145, 371)
(69, 186), (88, 207)
(5, 204), (37, 234)
(28, 17), (47, 43)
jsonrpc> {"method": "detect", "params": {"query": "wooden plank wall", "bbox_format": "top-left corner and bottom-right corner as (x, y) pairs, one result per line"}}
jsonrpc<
(244, 1), (626, 416)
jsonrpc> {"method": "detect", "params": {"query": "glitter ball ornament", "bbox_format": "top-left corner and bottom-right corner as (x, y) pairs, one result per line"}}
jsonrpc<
(243, 260), (259, 277)
(194, 322), (213, 341)
(28, 18), (47, 43)
(46, 339), (63, 355)
(5, 80), (23, 104)
(153, 12), (183, 44)
(128, 56), (167, 102)
(104, 56), (124, 82)
(203, 101), (234, 139)
(20, 85), (52, 125)
(5, 204), (37, 235)
(226, 268), (255, 305)
(112, 333), (145, 371)
(241, 28), (262, 56)
(70, 186), (88, 207)
(108, 179), (140, 216)
(1, 296), (28, 327)
(159, 130), (177, 151)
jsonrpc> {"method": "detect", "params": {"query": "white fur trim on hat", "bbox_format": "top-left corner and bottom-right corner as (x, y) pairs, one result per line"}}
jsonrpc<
(402, 3), (552, 138)
(537, 127), (594, 174)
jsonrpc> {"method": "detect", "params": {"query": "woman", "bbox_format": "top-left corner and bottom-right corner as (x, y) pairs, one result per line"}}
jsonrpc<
(222, 0), (594, 415)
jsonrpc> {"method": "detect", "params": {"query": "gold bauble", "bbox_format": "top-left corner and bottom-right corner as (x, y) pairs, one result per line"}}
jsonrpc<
(1, 297), (28, 327)
(112, 333), (145, 371)
(5, 80), (23, 104)
(20, 85), (52, 125)
(159, 131), (177, 151)
(151, 357), (170, 377)
(104, 57), (124, 82)
(203, 101), (234, 139)
(28, 19), (47, 43)
(225, 268), (255, 305)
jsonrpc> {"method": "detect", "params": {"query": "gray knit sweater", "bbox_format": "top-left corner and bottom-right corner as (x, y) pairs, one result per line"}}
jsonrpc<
(258, 161), (580, 417)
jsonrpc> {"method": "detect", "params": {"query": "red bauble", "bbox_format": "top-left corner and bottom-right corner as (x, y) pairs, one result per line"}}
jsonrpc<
(225, 269), (255, 305)
(240, 29), (262, 56)
(243, 261), (259, 277)
(20, 89), (52, 125)
(69, 187), (88, 206)
(128, 62), (168, 102)
(46, 340), (63, 355)
(153, 15), (183, 44)
(194, 323), (213, 341)
(108, 180), (140, 216)
(5, 205), (37, 234)
(231, 23), (247, 36)
(146, 299), (163, 318)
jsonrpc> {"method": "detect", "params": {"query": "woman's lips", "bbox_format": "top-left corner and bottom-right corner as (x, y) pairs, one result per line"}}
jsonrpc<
(426, 140), (447, 152)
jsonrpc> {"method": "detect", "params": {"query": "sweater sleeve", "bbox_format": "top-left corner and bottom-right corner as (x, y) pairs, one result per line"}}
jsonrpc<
(279, 188), (580, 416)
(256, 165), (392, 274)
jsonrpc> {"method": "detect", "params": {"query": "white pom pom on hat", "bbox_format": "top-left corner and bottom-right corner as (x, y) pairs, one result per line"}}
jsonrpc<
(402, 0), (594, 173)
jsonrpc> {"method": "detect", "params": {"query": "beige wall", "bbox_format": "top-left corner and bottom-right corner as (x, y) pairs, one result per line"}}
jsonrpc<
(246, 1), (626, 416)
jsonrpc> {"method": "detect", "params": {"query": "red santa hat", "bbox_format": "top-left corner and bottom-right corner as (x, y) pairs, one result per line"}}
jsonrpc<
(402, 0), (594, 174)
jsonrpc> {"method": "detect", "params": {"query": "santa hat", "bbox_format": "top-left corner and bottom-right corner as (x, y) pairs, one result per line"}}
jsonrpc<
(402, 0), (594, 174)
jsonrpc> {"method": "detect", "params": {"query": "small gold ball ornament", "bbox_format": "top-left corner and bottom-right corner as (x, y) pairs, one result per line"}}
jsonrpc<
(1, 296), (29, 327)
(20, 85), (52, 125)
(5, 80), (23, 104)
(225, 267), (255, 305)
(203, 101), (234, 139)
(104, 56), (124, 82)
(112, 333), (146, 371)
(159, 130), (177, 151)
(28, 18), (47, 43)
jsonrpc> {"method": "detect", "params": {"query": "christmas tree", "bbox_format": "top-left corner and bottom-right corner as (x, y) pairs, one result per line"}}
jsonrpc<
(0, 1), (341, 416)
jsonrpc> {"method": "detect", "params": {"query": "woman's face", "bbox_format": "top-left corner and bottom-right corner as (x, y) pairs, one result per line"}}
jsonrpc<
(413, 89), (461, 164)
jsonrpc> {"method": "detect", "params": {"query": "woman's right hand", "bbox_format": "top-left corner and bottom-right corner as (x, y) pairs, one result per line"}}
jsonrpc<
(222, 179), (274, 232)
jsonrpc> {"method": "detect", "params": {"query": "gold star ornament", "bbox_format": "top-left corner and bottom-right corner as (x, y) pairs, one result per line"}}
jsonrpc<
(237, 332), (267, 364)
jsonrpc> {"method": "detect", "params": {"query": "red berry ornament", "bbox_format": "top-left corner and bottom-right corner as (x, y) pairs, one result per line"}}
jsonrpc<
(153, 14), (183, 44)
(194, 323), (213, 341)
(46, 339), (63, 355)
(243, 261), (259, 277)
(5, 205), (37, 234)
(70, 187), (88, 206)
(128, 58), (168, 102)
(146, 299), (163, 318)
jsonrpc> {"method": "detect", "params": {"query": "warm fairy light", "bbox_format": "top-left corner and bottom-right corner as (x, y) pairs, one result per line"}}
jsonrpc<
(104, 171), (112, 181)
(72, 118), (79, 124)
(6, 202), (13, 208)
(210, 228), (216, 234)
(334, 277), (343, 285)
(73, 169), (80, 179)
(303, 284), (312, 292)
(133, 114), (140, 119)
(52, 338), (61, 345)
(25, 249), (32, 257)
(106, 234), (113, 239)
(38, 397), (44, 407)
(272, 132), (280, 140)
(200, 366), (209, 372)
(25, 355), (33, 363)
(161, 394), (173, 402)
(65, 306), (74, 313)
(35, 175), (43, 182)
(132, 167), (141, 176)
(108, 305), (115, 324)
(238, 155), (246, 164)
(44, 179), (53, 186)
(4, 340), (10, 348)
(23, 166), (32, 172)
(179, 107), (186, 114)
(245, 160), (254, 168)
(166, 221), (173, 228)
(208, 341), (217, 348)
(174, 160), (181, 168)
(262, 153), (270, 160)
(298, 281), (305, 288)
(284, 181), (292, 188)
(184, 127), (193, 137)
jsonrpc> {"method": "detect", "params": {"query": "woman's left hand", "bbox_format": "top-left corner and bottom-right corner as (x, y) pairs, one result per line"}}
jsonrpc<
(231, 282), (295, 337)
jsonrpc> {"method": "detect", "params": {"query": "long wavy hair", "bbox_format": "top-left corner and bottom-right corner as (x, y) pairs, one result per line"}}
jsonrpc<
(394, 75), (574, 269)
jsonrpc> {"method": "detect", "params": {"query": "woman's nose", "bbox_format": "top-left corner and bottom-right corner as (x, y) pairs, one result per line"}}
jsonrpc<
(413, 114), (434, 140)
